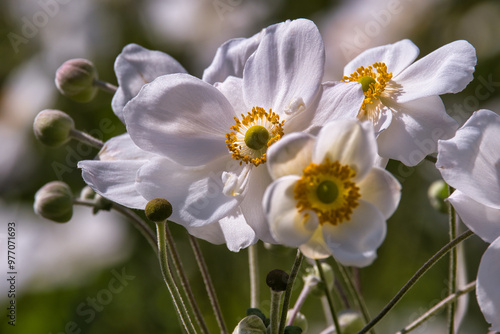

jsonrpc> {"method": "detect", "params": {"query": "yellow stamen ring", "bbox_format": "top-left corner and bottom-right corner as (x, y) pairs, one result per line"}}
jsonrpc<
(294, 159), (361, 226)
(225, 107), (285, 167)
(342, 62), (393, 118)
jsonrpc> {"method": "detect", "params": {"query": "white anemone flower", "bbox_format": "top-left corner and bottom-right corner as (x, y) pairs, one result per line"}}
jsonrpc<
(342, 39), (476, 166)
(80, 19), (364, 251)
(436, 109), (500, 331)
(263, 120), (401, 266)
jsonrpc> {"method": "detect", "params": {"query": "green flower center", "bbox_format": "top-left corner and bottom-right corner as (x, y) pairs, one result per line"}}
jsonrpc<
(316, 180), (339, 204)
(244, 125), (270, 150)
(358, 76), (376, 93)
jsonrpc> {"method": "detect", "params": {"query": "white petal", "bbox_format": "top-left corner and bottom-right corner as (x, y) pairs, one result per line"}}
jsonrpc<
(322, 200), (386, 267)
(266, 132), (315, 180)
(243, 19), (324, 114)
(367, 101), (393, 135)
(378, 95), (458, 166)
(214, 76), (247, 114)
(98, 133), (154, 161)
(437, 109), (500, 209)
(357, 167), (401, 219)
(202, 34), (262, 84)
(477, 236), (500, 331)
(135, 157), (239, 227)
(344, 39), (419, 77)
(313, 120), (377, 180)
(79, 160), (148, 209)
(395, 40), (476, 103)
(299, 227), (332, 259)
(124, 73), (235, 166)
(239, 166), (275, 243)
(263, 175), (319, 247)
(218, 209), (258, 251)
(295, 81), (364, 134)
(448, 191), (500, 244)
(112, 44), (187, 122)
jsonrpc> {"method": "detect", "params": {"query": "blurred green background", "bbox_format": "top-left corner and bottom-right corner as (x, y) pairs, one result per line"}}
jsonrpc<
(1, 0), (500, 333)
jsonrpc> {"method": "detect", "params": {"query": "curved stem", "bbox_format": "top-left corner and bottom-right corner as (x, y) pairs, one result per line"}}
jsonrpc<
(69, 128), (104, 149)
(93, 79), (118, 94)
(396, 281), (476, 334)
(316, 259), (342, 334)
(249, 244), (259, 308)
(164, 223), (209, 334)
(188, 235), (228, 334)
(278, 250), (304, 334)
(156, 222), (196, 334)
(357, 230), (474, 334)
(287, 276), (315, 326)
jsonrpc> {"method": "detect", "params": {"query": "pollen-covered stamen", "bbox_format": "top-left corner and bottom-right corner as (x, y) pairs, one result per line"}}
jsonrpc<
(225, 106), (285, 167)
(294, 159), (361, 226)
(342, 62), (393, 120)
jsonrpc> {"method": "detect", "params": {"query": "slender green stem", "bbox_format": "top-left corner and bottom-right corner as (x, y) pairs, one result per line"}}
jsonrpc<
(69, 128), (104, 149)
(278, 250), (304, 334)
(270, 290), (284, 334)
(356, 230), (474, 334)
(335, 262), (374, 334)
(249, 244), (259, 308)
(316, 259), (342, 334)
(93, 79), (118, 94)
(156, 222), (196, 334)
(447, 186), (457, 334)
(164, 222), (209, 334)
(188, 235), (228, 334)
(74, 199), (158, 254)
(396, 281), (476, 334)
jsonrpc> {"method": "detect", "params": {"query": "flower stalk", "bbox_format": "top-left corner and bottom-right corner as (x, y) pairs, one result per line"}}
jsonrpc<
(316, 259), (342, 334)
(278, 250), (304, 334)
(447, 185), (457, 334)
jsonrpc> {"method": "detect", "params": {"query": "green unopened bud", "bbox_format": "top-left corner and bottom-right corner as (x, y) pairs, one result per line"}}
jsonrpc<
(80, 186), (95, 200)
(428, 179), (449, 214)
(266, 269), (289, 292)
(55, 58), (98, 102)
(232, 315), (266, 334)
(145, 198), (173, 222)
(33, 109), (75, 147)
(34, 181), (74, 223)
(338, 310), (364, 334)
(304, 262), (334, 297)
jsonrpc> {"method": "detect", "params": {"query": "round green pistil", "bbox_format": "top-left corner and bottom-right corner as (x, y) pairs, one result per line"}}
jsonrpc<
(245, 125), (270, 150)
(316, 180), (339, 204)
(358, 76), (376, 93)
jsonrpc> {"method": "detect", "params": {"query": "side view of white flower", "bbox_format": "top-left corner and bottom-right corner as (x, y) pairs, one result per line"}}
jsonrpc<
(436, 109), (500, 331)
(343, 39), (476, 166)
(263, 120), (401, 267)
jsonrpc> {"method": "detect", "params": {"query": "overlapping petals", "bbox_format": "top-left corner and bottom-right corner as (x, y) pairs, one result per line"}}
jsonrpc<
(344, 39), (476, 166)
(436, 109), (500, 330)
(264, 120), (401, 266)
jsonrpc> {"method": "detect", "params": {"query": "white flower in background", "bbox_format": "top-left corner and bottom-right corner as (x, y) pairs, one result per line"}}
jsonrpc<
(80, 19), (364, 251)
(263, 120), (401, 266)
(342, 39), (476, 166)
(436, 109), (500, 331)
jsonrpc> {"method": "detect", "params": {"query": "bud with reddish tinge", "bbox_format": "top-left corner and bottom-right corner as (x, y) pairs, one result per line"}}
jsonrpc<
(55, 58), (98, 102)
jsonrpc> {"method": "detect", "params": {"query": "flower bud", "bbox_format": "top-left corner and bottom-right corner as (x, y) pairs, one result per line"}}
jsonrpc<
(34, 181), (74, 223)
(145, 198), (173, 222)
(93, 194), (113, 214)
(55, 58), (98, 102)
(304, 262), (335, 297)
(266, 269), (289, 292)
(428, 179), (449, 214)
(80, 186), (95, 200)
(33, 109), (75, 147)
(338, 310), (364, 334)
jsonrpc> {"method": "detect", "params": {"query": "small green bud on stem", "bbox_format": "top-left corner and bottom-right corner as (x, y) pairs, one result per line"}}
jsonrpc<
(428, 179), (449, 214)
(33, 109), (75, 147)
(34, 181), (74, 223)
(55, 58), (98, 102)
